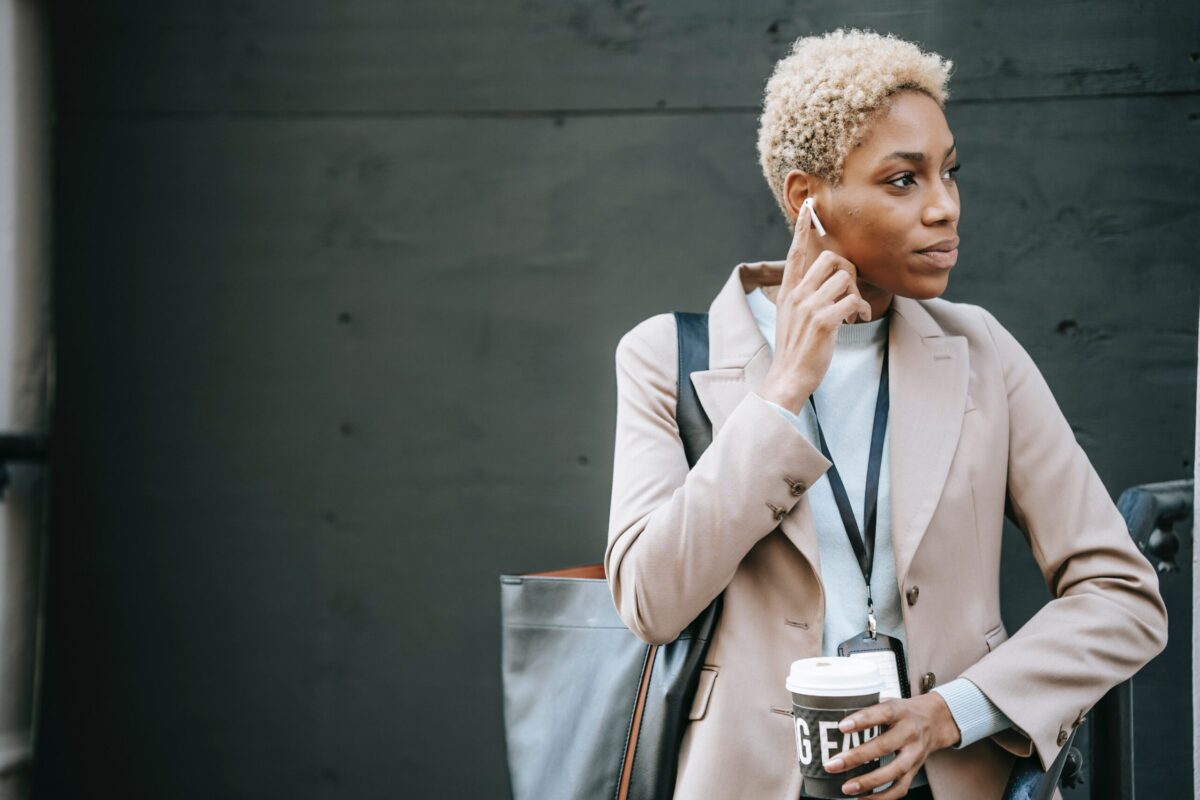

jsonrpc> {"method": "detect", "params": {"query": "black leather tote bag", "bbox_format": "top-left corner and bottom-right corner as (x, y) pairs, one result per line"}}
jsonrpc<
(500, 312), (719, 800)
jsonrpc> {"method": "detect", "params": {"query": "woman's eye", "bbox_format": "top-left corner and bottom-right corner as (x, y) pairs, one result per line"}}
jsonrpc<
(887, 163), (961, 189)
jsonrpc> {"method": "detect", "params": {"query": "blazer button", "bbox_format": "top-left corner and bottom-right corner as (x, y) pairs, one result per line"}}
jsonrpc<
(766, 502), (788, 522)
(906, 585), (919, 606)
(784, 476), (807, 496)
(920, 672), (936, 693)
(1057, 729), (1069, 745)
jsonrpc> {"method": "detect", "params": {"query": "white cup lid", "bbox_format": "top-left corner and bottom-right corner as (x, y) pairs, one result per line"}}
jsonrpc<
(785, 656), (884, 696)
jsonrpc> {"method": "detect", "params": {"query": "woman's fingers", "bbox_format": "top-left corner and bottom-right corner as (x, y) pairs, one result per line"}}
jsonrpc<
(830, 293), (871, 325)
(760, 200), (872, 408)
(827, 697), (944, 796)
(826, 725), (904, 774)
(807, 258), (870, 322)
(826, 700), (903, 772)
(841, 755), (916, 797)
(863, 766), (918, 800)
(779, 201), (813, 302)
(840, 699), (903, 738)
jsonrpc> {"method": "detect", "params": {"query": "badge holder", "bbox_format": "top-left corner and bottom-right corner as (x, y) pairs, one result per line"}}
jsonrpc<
(836, 605), (911, 701)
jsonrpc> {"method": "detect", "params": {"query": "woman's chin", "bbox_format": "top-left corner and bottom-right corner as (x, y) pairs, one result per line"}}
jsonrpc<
(897, 273), (951, 300)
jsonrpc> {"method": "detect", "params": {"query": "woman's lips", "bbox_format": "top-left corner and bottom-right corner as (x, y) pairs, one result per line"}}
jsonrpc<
(915, 248), (957, 269)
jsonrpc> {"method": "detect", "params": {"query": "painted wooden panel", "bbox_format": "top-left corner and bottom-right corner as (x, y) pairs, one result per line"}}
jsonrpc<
(40, 5), (1199, 799)
(53, 0), (1200, 113)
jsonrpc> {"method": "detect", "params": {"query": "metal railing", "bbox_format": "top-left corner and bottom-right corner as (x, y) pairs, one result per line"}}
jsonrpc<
(0, 433), (49, 499)
(0, 432), (50, 786)
(1002, 478), (1192, 800)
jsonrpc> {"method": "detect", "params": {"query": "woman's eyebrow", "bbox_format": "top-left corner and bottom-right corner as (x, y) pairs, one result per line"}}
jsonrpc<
(880, 140), (957, 164)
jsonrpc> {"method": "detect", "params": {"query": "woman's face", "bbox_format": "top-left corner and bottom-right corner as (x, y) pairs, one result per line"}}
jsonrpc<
(784, 89), (960, 302)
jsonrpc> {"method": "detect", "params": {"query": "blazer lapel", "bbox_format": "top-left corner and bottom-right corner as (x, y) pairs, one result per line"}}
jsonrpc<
(688, 262), (785, 438)
(886, 297), (970, 587)
(686, 262), (970, 591)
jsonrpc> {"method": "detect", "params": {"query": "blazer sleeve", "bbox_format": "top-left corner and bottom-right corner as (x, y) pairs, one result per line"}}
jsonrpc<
(604, 314), (832, 645)
(957, 306), (1169, 770)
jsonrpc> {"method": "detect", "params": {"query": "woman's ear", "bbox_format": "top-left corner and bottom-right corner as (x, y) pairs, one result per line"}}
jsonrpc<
(783, 169), (814, 222)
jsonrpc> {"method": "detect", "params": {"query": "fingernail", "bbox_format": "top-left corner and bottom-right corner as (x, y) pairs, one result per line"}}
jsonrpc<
(843, 781), (861, 794)
(838, 719), (854, 732)
(826, 757), (844, 771)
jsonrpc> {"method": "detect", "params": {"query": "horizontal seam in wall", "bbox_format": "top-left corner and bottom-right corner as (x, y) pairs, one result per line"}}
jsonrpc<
(53, 88), (1200, 121)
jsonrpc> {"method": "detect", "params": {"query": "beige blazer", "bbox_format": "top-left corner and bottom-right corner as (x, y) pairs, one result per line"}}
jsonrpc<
(604, 261), (1168, 799)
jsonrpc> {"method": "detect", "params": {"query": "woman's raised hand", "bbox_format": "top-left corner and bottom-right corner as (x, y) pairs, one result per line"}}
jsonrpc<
(758, 201), (873, 415)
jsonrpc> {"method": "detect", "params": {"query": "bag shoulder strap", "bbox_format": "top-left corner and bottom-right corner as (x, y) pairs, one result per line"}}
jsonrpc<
(673, 312), (713, 469)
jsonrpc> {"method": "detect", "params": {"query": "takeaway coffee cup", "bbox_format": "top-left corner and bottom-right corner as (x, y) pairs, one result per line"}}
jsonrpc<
(786, 657), (885, 798)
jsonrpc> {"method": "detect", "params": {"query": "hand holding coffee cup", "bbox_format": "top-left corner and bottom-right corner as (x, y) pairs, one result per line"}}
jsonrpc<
(820, 691), (963, 798)
(785, 657), (962, 798)
(786, 657), (885, 798)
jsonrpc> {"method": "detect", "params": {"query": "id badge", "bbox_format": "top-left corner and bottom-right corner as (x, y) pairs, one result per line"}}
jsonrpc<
(836, 630), (910, 700)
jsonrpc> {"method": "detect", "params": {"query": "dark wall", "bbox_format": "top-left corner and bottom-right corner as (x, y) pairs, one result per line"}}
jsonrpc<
(40, 2), (1198, 798)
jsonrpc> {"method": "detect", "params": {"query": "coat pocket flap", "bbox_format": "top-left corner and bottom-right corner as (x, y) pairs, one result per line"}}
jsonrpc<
(688, 666), (719, 720)
(984, 622), (1009, 652)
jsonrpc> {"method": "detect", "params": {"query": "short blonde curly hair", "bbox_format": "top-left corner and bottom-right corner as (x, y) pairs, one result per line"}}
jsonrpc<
(756, 27), (955, 224)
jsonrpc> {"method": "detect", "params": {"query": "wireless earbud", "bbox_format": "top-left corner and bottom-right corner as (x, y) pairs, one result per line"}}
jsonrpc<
(801, 196), (828, 237)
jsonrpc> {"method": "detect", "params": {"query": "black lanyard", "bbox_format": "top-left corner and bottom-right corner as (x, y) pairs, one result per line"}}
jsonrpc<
(807, 341), (890, 634)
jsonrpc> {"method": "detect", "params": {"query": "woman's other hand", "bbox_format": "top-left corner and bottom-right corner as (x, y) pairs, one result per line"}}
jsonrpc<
(758, 201), (873, 415)
(823, 694), (962, 798)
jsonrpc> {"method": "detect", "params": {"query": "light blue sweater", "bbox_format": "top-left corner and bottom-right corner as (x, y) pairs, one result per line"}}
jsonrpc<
(743, 286), (1013, 771)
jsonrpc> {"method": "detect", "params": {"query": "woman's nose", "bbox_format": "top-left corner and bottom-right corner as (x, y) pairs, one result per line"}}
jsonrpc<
(923, 181), (960, 226)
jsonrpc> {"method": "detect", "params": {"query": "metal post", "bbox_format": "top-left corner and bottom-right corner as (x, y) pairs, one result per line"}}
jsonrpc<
(0, 2), (51, 797)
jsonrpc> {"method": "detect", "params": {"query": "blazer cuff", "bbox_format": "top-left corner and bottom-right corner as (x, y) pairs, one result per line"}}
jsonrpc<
(931, 678), (1014, 749)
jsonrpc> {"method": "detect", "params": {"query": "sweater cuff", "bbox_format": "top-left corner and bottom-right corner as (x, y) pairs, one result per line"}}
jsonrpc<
(764, 397), (808, 434)
(930, 678), (1014, 749)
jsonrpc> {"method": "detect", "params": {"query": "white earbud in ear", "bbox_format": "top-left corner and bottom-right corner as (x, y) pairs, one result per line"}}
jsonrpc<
(801, 196), (828, 237)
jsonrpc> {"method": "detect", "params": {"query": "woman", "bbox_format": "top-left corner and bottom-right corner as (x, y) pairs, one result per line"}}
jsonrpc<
(604, 28), (1168, 800)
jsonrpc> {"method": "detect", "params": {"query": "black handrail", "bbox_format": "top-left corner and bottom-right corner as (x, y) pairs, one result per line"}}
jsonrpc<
(1089, 478), (1192, 799)
(1001, 477), (1191, 799)
(0, 432), (50, 500)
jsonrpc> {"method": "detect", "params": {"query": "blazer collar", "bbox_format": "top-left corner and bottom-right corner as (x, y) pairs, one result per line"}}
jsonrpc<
(689, 261), (970, 588)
